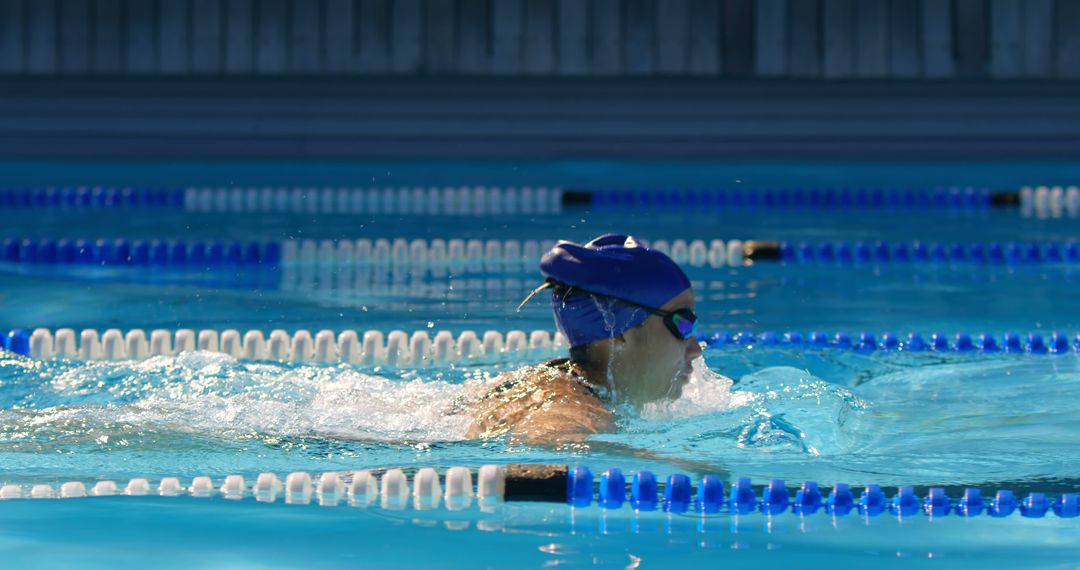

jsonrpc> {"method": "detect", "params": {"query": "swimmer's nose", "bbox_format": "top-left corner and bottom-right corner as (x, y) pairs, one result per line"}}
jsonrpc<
(686, 337), (703, 359)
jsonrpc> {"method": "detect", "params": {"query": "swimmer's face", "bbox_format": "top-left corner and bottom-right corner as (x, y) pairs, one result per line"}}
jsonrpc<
(607, 288), (701, 406)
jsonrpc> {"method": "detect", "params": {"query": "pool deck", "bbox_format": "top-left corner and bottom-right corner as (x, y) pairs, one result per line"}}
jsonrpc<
(1, 78), (1079, 161)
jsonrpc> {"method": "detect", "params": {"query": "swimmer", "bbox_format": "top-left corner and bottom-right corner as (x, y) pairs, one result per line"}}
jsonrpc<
(466, 234), (701, 446)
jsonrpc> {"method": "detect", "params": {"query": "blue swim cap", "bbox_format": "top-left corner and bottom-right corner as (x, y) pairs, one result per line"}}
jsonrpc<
(537, 234), (691, 347)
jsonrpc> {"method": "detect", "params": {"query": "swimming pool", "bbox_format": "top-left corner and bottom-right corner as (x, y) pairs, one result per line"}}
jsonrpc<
(2, 160), (1079, 568)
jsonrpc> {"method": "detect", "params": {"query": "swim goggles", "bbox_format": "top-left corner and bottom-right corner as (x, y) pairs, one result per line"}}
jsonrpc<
(518, 280), (698, 341)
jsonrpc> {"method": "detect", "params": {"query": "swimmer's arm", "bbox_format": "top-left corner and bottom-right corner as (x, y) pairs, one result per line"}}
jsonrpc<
(509, 404), (728, 477)
(515, 417), (729, 477)
(572, 440), (730, 479)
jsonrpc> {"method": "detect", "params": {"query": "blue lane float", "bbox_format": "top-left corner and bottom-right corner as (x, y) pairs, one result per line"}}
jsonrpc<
(702, 330), (1080, 355)
(631, 471), (659, 511)
(3, 329), (29, 356)
(557, 467), (1079, 520)
(0, 186), (566, 215)
(5, 237), (1080, 271)
(663, 474), (693, 513)
(695, 475), (725, 514)
(6, 186), (1077, 216)
(0, 187), (184, 209)
(590, 187), (999, 210)
(554, 466), (1079, 519)
(0, 238), (281, 267)
(5, 464), (1075, 521)
(598, 469), (626, 509)
(778, 239), (1080, 265)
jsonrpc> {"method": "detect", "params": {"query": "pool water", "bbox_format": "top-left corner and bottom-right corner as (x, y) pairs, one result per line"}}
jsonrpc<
(2, 160), (1080, 568)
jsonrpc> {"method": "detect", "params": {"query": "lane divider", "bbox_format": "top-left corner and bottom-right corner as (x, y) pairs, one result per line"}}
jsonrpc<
(706, 330), (1080, 354)
(3, 328), (569, 365)
(0, 466), (502, 511)
(0, 238), (747, 269)
(180, 186), (565, 215)
(0, 186), (565, 216)
(4, 328), (1080, 363)
(0, 238), (281, 267)
(590, 185), (1080, 215)
(589, 186), (1002, 210)
(0, 187), (183, 208)
(1021, 185), (1080, 218)
(5, 186), (1073, 215)
(2, 464), (1076, 519)
(771, 239), (1080, 265)
(6, 237), (1080, 270)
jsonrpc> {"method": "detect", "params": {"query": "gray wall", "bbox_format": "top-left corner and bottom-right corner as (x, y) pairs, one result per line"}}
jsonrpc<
(0, 0), (1078, 79)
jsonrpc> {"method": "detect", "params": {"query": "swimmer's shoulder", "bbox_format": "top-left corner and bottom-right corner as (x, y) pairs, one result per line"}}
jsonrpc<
(481, 358), (585, 396)
(466, 358), (614, 444)
(539, 358), (603, 398)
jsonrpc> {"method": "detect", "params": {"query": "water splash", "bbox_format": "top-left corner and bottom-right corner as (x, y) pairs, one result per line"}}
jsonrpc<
(2, 351), (475, 447)
(730, 366), (869, 456)
(640, 357), (748, 421)
(615, 362), (869, 464)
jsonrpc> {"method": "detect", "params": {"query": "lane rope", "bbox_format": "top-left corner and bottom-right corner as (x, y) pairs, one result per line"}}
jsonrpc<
(4, 327), (569, 365)
(0, 186), (565, 216)
(6, 237), (1080, 269)
(589, 185), (1080, 215)
(703, 330), (1079, 354)
(4, 328), (1079, 364)
(3, 186), (1074, 214)
(1, 464), (1076, 519)
(591, 186), (999, 210)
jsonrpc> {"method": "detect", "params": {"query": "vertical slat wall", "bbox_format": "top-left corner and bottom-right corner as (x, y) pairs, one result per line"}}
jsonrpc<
(456, 0), (489, 74)
(321, 0), (351, 73)
(787, 0), (819, 78)
(722, 0), (753, 76)
(754, 0), (786, 76)
(1057, 0), (1080, 79)
(822, 0), (854, 78)
(224, 0), (255, 74)
(191, 0), (222, 74)
(357, 0), (390, 74)
(855, 0), (888, 77)
(59, 0), (91, 74)
(289, 0), (322, 74)
(125, 0), (155, 73)
(256, 0), (287, 73)
(0, 0), (26, 73)
(686, 0), (720, 75)
(590, 0), (622, 75)
(158, 0), (189, 73)
(0, 0), (1078, 79)
(391, 0), (422, 73)
(523, 0), (555, 74)
(921, 0), (955, 78)
(424, 0), (455, 73)
(26, 0), (57, 74)
(555, 0), (585, 75)
(93, 0), (124, 73)
(623, 0), (655, 74)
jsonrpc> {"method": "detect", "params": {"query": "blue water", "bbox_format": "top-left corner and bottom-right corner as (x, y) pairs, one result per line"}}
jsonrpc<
(2, 161), (1080, 568)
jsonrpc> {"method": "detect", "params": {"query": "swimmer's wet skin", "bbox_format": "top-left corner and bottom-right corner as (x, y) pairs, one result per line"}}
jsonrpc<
(466, 234), (705, 447)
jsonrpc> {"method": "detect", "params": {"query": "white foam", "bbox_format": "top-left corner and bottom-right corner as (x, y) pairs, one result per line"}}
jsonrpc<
(640, 357), (749, 421)
(13, 351), (747, 448)
(42, 352), (477, 443)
